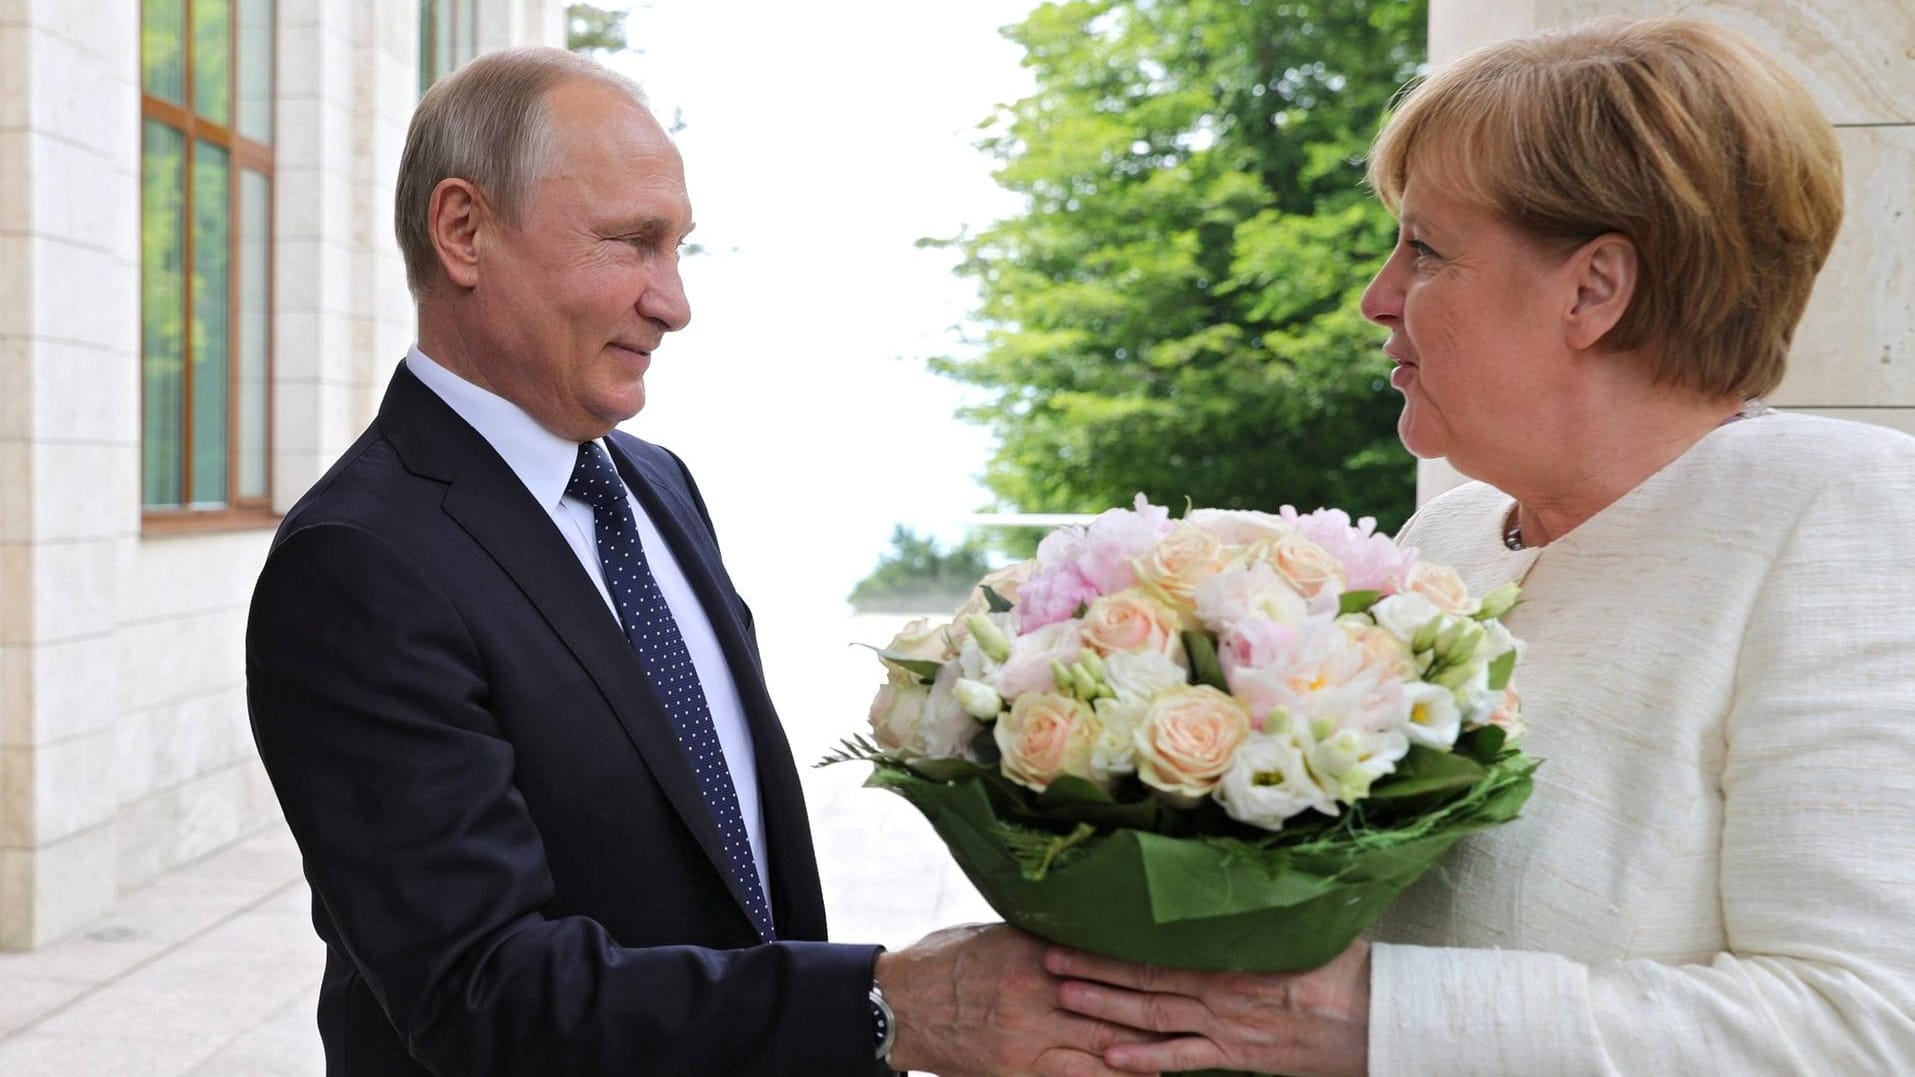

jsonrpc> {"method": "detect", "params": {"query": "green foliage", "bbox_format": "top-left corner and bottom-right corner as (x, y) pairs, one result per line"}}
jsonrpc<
(848, 527), (997, 613)
(565, 3), (629, 53)
(935, 0), (1426, 533)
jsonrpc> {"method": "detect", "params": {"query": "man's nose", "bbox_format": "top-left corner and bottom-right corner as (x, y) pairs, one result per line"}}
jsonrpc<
(641, 264), (692, 332)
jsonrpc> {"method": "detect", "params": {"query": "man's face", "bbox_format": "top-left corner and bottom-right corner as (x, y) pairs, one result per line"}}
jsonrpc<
(469, 80), (694, 440)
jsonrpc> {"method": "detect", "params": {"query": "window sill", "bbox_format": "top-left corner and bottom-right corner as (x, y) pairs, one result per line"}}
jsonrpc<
(141, 507), (283, 537)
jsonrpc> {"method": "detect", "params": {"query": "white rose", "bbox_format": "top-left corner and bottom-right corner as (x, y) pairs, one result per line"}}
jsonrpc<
(884, 616), (955, 663)
(1214, 724), (1338, 830)
(1183, 508), (1290, 546)
(1371, 592), (1443, 645)
(1101, 649), (1190, 703)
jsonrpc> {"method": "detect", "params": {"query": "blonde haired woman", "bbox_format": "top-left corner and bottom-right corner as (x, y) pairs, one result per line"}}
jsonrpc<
(1048, 17), (1915, 1075)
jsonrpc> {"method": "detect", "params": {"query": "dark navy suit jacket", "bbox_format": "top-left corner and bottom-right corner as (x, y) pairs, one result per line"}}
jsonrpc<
(246, 363), (881, 1075)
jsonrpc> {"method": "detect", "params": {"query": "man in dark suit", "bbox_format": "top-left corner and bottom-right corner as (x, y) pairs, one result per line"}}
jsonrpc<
(246, 46), (1136, 1077)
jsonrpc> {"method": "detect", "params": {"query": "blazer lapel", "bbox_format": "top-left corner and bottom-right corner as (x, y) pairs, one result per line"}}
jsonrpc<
(609, 440), (828, 938)
(378, 366), (749, 925)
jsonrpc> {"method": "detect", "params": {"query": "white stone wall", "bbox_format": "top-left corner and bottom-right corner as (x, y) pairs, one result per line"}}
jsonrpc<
(1418, 0), (1914, 503)
(0, 0), (564, 949)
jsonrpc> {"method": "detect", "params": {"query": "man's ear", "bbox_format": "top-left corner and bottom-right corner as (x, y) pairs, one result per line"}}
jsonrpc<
(1564, 232), (1638, 350)
(429, 178), (485, 290)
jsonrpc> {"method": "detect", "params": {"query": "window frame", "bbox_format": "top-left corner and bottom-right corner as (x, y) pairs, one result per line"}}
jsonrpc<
(139, 0), (278, 531)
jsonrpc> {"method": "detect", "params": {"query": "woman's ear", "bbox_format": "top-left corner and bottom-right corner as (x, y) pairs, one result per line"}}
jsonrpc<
(429, 178), (485, 290)
(1564, 232), (1638, 350)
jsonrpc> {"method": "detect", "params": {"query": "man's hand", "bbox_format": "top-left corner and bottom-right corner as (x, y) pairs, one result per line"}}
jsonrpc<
(876, 923), (1153, 1077)
(1047, 938), (1372, 1077)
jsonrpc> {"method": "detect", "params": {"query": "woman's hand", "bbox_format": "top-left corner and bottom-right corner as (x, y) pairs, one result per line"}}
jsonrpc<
(1046, 938), (1372, 1077)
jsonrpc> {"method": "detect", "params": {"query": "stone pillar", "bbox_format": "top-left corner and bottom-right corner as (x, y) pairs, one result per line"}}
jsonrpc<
(1418, 0), (1914, 504)
(0, 0), (142, 949)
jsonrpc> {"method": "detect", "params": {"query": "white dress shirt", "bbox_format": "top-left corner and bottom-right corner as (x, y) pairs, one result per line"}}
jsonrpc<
(405, 346), (771, 905)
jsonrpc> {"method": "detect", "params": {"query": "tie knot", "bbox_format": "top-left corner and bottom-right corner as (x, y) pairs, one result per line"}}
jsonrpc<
(567, 441), (626, 513)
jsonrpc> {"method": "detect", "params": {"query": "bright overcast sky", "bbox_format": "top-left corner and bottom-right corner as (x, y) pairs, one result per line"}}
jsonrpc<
(599, 0), (1041, 622)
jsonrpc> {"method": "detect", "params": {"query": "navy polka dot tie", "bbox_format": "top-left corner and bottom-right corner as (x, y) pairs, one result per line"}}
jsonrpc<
(568, 440), (775, 942)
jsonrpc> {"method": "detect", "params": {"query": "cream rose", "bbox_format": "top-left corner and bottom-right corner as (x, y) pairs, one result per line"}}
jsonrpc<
(1265, 532), (1346, 601)
(871, 664), (976, 759)
(1135, 524), (1226, 607)
(994, 691), (1100, 792)
(882, 616), (955, 666)
(955, 560), (1038, 620)
(1345, 622), (1417, 681)
(1080, 588), (1184, 659)
(1133, 685), (1252, 803)
(1183, 508), (1290, 546)
(1405, 560), (1477, 616)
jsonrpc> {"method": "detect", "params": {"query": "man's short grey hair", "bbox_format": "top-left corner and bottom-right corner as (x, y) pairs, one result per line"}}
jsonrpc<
(395, 46), (648, 300)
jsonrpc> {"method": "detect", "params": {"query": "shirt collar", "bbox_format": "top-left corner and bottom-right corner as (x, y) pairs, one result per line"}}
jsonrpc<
(405, 344), (583, 511)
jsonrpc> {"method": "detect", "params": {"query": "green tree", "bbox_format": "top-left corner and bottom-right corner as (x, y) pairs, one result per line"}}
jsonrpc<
(934, 0), (1425, 537)
(848, 527), (997, 614)
(565, 3), (629, 53)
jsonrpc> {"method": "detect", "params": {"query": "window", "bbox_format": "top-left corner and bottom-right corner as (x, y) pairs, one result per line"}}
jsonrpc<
(140, 0), (275, 519)
(420, 0), (480, 95)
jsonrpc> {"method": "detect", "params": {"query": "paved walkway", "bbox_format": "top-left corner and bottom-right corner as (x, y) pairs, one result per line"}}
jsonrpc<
(0, 612), (995, 1074)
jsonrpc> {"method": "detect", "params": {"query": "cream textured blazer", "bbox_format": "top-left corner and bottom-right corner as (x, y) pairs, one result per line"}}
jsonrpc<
(1367, 413), (1915, 1075)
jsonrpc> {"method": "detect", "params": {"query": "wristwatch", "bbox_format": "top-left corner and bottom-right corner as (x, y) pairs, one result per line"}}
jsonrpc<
(869, 980), (896, 1062)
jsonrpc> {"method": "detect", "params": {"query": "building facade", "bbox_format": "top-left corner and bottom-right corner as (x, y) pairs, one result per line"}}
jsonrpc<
(0, 0), (566, 950)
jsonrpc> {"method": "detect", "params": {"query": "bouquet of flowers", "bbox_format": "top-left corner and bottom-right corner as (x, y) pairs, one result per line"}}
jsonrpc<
(829, 497), (1535, 988)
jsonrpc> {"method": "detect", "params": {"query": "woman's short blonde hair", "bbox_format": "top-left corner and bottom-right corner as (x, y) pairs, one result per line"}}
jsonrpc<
(1367, 17), (1843, 398)
(395, 47), (646, 299)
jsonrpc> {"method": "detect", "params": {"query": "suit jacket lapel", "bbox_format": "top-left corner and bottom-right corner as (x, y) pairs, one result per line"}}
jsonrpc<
(377, 366), (751, 926)
(608, 439), (828, 938)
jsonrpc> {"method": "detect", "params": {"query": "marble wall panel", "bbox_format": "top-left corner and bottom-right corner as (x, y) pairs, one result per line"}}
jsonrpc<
(19, 632), (118, 748)
(1435, 0), (1913, 124)
(1773, 124), (1915, 407)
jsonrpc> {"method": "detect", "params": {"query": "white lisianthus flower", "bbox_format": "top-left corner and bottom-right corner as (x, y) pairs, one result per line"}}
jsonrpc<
(1479, 618), (1523, 662)
(1215, 724), (1338, 829)
(952, 677), (1004, 720)
(1089, 694), (1150, 776)
(1401, 681), (1463, 749)
(1311, 725), (1409, 804)
(1371, 592), (1444, 646)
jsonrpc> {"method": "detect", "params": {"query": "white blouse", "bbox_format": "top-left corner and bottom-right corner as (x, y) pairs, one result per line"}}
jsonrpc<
(1367, 413), (1915, 1074)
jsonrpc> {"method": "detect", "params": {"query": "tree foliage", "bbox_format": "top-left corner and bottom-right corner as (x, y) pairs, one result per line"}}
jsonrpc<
(848, 527), (997, 614)
(935, 0), (1426, 535)
(565, 3), (629, 53)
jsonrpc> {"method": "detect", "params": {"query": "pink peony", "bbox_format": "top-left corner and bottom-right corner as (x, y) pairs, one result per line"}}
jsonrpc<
(1278, 506), (1418, 594)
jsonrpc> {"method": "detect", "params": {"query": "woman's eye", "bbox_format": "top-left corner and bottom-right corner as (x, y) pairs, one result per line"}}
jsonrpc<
(1408, 239), (1438, 259)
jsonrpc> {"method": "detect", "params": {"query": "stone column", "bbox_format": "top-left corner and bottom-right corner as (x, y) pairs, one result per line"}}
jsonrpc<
(1418, 0), (1914, 504)
(0, 0), (142, 949)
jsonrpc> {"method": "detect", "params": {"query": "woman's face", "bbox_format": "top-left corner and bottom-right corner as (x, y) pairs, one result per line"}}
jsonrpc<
(1360, 174), (1581, 477)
